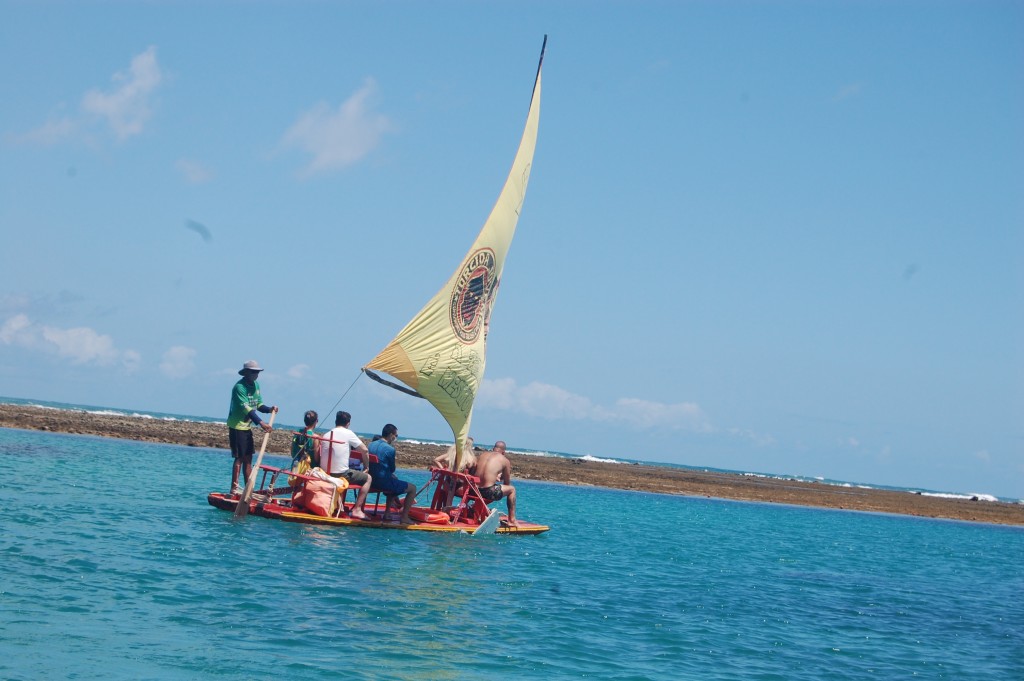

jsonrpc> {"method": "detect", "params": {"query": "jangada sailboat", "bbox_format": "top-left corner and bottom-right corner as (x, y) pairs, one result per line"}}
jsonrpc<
(208, 38), (550, 535)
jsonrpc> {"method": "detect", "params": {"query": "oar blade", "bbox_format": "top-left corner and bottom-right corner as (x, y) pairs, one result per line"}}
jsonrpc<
(473, 508), (502, 536)
(233, 480), (253, 519)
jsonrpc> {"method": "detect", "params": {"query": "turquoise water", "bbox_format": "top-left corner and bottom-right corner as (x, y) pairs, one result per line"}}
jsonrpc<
(1, 427), (1022, 680)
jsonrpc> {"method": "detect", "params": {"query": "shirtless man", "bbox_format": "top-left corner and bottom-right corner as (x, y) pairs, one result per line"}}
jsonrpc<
(475, 440), (517, 526)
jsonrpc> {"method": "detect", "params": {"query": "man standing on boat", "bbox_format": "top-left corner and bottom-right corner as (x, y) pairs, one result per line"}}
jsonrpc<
(321, 411), (372, 520)
(227, 360), (278, 494)
(368, 423), (416, 525)
(475, 441), (517, 526)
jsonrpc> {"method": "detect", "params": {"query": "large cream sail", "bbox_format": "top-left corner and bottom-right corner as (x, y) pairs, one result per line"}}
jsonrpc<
(364, 39), (545, 471)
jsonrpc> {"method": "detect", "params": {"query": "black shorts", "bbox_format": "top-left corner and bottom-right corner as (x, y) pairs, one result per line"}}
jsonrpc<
(480, 482), (504, 502)
(229, 428), (256, 461)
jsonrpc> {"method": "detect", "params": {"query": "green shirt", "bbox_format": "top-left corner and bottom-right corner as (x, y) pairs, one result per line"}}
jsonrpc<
(291, 427), (319, 467)
(227, 379), (264, 430)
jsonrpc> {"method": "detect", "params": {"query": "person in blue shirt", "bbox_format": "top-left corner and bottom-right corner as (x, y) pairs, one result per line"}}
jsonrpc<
(368, 423), (415, 524)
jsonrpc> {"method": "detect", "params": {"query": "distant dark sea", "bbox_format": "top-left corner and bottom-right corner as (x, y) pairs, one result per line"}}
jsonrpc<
(1, 426), (1021, 679)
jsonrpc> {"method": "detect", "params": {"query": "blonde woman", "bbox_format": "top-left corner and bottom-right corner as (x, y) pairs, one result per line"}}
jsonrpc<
(433, 437), (476, 473)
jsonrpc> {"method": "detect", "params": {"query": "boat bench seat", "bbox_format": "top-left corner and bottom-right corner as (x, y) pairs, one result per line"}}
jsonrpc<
(339, 453), (402, 517)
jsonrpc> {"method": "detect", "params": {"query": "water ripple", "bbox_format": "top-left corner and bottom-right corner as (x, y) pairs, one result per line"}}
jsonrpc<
(0, 429), (1021, 680)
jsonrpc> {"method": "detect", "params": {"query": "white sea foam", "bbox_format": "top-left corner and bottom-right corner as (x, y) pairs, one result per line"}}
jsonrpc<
(396, 438), (447, 448)
(85, 408), (196, 423)
(578, 454), (625, 464)
(509, 449), (557, 458)
(919, 491), (999, 503)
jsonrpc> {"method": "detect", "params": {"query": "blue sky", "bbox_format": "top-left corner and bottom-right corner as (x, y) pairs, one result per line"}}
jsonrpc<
(1, 1), (1021, 498)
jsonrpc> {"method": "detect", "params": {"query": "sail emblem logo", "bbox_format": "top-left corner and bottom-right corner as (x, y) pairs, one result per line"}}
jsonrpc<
(449, 248), (498, 344)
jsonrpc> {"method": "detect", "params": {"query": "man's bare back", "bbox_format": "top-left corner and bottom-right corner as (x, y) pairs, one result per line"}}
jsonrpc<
(476, 450), (510, 487)
(476, 441), (517, 525)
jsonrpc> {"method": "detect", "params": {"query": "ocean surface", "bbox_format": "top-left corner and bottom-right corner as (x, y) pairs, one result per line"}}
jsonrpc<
(1, 426), (1022, 680)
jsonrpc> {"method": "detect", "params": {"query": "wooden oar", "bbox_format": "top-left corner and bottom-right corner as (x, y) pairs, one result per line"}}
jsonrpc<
(234, 410), (276, 519)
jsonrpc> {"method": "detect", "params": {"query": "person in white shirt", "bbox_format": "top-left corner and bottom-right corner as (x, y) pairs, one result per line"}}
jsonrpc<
(320, 410), (372, 520)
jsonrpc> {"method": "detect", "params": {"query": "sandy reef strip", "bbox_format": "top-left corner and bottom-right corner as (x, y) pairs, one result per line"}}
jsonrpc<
(1, 403), (1021, 527)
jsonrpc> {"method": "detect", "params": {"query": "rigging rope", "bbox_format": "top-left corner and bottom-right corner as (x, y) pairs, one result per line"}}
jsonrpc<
(314, 370), (364, 430)
(363, 369), (425, 399)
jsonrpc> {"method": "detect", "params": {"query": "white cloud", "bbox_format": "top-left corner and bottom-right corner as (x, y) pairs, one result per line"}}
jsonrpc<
(833, 82), (865, 102)
(615, 397), (712, 432)
(974, 449), (991, 463)
(478, 377), (712, 433)
(479, 377), (595, 420)
(41, 325), (119, 364)
(10, 117), (77, 146)
(176, 158), (213, 184)
(287, 364), (310, 379)
(82, 45), (162, 140)
(13, 46), (161, 146)
(0, 313), (139, 371)
(160, 346), (196, 379)
(0, 314), (33, 345)
(281, 78), (393, 176)
(728, 428), (777, 447)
